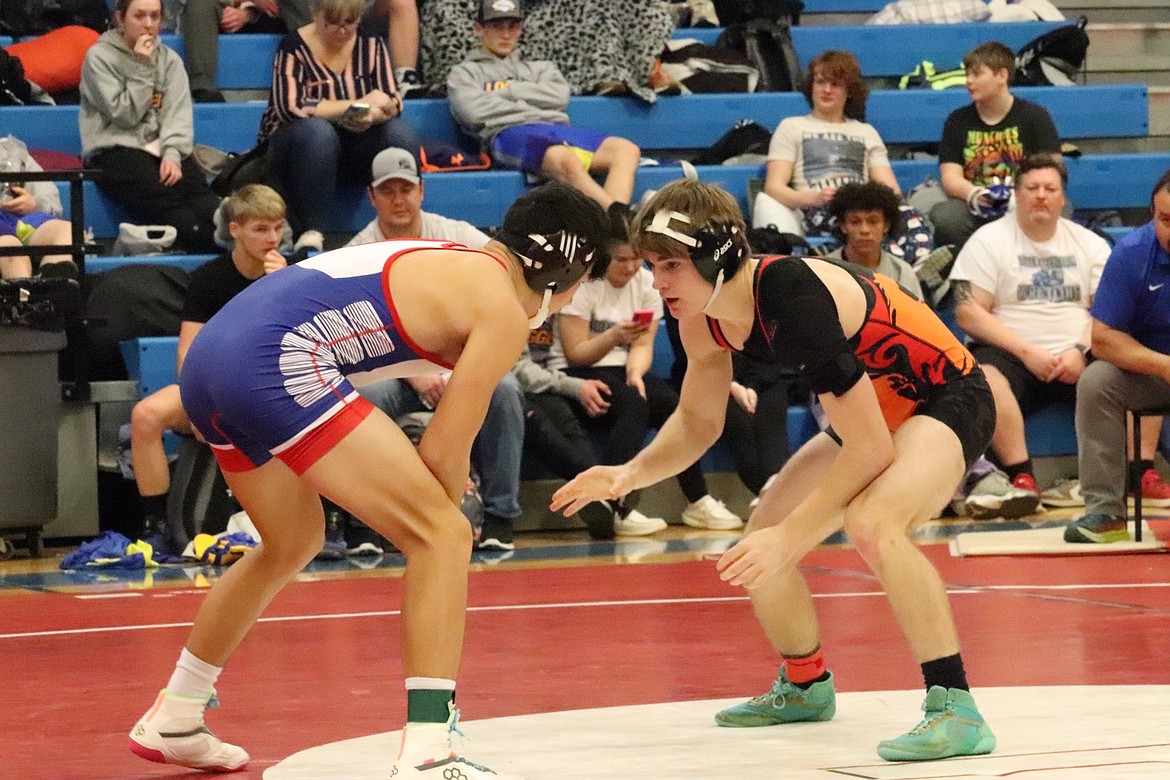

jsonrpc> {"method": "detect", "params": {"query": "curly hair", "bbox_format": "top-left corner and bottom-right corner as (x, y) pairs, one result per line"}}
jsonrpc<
(826, 181), (903, 242)
(802, 50), (868, 122)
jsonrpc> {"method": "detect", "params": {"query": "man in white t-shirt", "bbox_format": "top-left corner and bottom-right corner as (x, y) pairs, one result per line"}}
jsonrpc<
(950, 155), (1109, 509)
(348, 146), (524, 556)
(346, 147), (490, 249)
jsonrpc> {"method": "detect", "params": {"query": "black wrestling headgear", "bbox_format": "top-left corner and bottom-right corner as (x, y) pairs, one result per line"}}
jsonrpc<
(644, 209), (749, 284)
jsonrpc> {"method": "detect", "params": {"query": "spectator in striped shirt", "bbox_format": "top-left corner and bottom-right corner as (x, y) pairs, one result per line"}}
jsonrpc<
(258, 0), (419, 252)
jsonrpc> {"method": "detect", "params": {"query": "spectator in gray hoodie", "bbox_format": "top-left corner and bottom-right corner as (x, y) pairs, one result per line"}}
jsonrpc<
(446, 0), (640, 218)
(80, 0), (220, 253)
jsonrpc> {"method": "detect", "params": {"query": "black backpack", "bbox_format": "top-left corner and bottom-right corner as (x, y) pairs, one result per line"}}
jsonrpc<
(82, 264), (189, 381)
(716, 18), (802, 92)
(714, 0), (804, 25)
(0, 50), (34, 106)
(691, 118), (772, 165)
(1012, 16), (1090, 87)
(0, 0), (110, 36)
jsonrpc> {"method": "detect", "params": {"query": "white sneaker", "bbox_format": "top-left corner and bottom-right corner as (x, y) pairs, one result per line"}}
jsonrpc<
(613, 508), (667, 536)
(393, 708), (522, 779)
(391, 754), (520, 778)
(128, 690), (249, 772)
(682, 495), (744, 530)
(958, 469), (1040, 520)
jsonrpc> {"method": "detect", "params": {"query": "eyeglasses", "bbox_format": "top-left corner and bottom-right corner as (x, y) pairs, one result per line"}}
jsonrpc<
(322, 17), (359, 30)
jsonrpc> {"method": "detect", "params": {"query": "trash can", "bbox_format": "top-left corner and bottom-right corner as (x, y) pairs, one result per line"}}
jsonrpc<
(0, 325), (66, 556)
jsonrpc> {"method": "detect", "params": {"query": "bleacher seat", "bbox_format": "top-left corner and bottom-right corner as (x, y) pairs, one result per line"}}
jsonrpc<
(119, 336), (179, 398)
(141, 21), (1069, 91)
(85, 253), (216, 275)
(8, 82), (1144, 158)
(7, 79), (1153, 239)
(567, 86), (1148, 147)
(674, 21), (1067, 78)
(64, 152), (1168, 240)
(802, 0), (886, 11)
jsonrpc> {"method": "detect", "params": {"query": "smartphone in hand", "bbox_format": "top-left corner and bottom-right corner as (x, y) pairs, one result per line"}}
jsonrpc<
(632, 309), (654, 326)
(341, 102), (371, 124)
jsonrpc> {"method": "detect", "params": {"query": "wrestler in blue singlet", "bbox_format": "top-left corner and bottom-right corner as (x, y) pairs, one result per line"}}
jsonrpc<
(181, 239), (489, 474)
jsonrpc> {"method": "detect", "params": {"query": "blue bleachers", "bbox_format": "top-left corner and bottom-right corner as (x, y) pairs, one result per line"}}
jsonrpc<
(68, 151), (1170, 240)
(566, 86), (1148, 147)
(138, 21), (1068, 91)
(802, 0), (887, 11)
(7, 81), (1146, 158)
(86, 253), (216, 275)
(119, 324), (1075, 461)
(677, 21), (1066, 77)
(119, 336), (180, 398)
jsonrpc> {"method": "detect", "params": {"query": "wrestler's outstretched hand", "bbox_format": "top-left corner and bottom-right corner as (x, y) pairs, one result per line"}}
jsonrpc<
(550, 465), (634, 517)
(716, 525), (785, 590)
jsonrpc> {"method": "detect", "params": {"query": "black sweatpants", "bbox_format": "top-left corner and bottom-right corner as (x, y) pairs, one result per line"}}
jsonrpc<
(568, 365), (709, 504)
(91, 146), (220, 253)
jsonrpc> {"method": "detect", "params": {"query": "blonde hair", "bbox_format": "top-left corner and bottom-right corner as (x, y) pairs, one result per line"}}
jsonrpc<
(630, 179), (746, 260)
(312, 0), (365, 24)
(222, 184), (286, 225)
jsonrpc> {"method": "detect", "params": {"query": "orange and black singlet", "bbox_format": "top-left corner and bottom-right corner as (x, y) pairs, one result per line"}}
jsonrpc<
(706, 256), (976, 432)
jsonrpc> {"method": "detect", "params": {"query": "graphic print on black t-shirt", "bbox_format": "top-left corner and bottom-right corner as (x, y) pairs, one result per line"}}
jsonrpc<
(962, 126), (1023, 186)
(801, 133), (866, 190)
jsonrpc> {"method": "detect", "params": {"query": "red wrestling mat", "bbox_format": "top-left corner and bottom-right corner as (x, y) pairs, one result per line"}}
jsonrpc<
(3, 545), (1168, 779)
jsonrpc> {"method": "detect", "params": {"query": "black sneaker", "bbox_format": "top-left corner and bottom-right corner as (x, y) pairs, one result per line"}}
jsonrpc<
(36, 260), (79, 280)
(191, 87), (226, 103)
(141, 515), (181, 559)
(577, 500), (616, 541)
(316, 508), (348, 561)
(476, 513), (515, 551)
(345, 517), (388, 556)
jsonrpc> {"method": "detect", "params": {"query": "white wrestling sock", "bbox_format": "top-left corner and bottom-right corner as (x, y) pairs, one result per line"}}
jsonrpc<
(166, 648), (222, 701)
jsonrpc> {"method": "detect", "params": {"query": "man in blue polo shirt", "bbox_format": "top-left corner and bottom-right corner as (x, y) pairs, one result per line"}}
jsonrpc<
(1064, 169), (1170, 543)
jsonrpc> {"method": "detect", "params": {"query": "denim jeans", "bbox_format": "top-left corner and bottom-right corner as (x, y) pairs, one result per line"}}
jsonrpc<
(358, 374), (524, 520)
(265, 115), (420, 234)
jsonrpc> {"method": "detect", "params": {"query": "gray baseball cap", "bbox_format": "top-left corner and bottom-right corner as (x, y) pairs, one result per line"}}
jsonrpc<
(370, 147), (420, 187)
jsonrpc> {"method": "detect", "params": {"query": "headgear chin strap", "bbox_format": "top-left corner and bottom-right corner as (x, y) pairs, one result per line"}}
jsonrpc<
(528, 287), (553, 329)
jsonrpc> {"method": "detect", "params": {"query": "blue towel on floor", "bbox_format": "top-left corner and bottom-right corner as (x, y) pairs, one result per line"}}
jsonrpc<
(60, 530), (156, 570)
